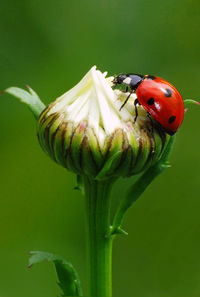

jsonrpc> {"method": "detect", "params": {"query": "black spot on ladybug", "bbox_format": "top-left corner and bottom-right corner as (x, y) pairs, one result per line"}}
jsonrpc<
(147, 98), (154, 105)
(146, 75), (156, 80)
(164, 88), (172, 97)
(168, 115), (176, 124)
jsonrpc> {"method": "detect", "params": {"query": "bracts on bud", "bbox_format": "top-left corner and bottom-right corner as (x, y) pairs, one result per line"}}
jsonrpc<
(38, 69), (169, 180)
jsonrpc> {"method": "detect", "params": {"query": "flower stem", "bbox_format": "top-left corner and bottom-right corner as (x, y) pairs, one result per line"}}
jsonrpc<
(111, 136), (175, 236)
(83, 176), (115, 297)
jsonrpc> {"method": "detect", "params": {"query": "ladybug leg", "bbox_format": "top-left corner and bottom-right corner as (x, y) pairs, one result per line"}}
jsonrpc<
(119, 90), (133, 111)
(134, 99), (139, 123)
(147, 112), (154, 135)
(112, 81), (118, 89)
(112, 76), (120, 89)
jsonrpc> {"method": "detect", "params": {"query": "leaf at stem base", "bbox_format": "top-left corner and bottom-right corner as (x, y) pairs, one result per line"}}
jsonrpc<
(28, 251), (82, 297)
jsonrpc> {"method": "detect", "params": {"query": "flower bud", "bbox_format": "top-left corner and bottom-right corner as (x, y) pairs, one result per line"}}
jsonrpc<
(38, 66), (170, 179)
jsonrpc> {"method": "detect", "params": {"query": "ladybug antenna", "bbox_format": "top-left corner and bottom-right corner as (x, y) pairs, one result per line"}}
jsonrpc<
(112, 74), (117, 83)
(112, 75), (118, 88)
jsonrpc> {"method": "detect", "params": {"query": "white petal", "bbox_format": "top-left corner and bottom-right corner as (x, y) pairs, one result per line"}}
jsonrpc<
(48, 66), (146, 147)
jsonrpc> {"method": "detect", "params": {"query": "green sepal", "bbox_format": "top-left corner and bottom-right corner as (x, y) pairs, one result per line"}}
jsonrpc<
(113, 146), (132, 177)
(111, 135), (175, 236)
(38, 113), (60, 160)
(28, 251), (83, 297)
(4, 86), (46, 119)
(70, 124), (86, 173)
(131, 129), (152, 174)
(95, 151), (122, 181)
(81, 136), (99, 176)
(87, 127), (104, 168)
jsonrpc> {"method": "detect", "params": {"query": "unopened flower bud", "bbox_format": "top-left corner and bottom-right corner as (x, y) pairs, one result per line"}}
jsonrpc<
(38, 66), (170, 179)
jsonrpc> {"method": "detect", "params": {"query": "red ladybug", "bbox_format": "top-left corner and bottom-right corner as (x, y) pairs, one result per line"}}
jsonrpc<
(113, 74), (184, 135)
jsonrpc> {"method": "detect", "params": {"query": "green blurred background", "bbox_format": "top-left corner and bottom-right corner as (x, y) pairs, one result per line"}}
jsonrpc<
(0, 0), (200, 296)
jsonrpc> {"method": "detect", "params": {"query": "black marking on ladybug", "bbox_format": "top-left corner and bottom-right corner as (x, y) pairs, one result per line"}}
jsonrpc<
(168, 115), (176, 124)
(147, 98), (155, 105)
(164, 88), (172, 97)
(146, 75), (156, 80)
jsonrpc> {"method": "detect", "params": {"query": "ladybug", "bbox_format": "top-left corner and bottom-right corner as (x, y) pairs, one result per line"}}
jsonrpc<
(113, 74), (184, 135)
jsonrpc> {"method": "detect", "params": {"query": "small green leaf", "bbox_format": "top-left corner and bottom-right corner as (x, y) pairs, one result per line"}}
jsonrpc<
(4, 86), (46, 119)
(111, 136), (175, 236)
(112, 227), (128, 236)
(28, 251), (83, 297)
(184, 99), (200, 107)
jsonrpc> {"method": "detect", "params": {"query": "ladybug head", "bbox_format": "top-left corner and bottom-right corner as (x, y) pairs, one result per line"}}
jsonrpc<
(113, 73), (144, 91)
(112, 74), (128, 88)
(115, 74), (127, 84)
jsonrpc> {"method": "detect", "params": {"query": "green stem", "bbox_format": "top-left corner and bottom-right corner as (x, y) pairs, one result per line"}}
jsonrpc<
(111, 135), (176, 235)
(83, 176), (115, 297)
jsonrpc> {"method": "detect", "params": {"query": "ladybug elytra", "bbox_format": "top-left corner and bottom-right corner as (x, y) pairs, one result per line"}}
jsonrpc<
(113, 74), (184, 135)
